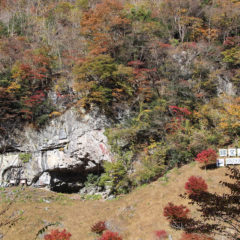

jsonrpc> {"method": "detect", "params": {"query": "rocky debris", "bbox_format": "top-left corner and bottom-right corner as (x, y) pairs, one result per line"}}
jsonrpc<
(0, 108), (112, 193)
(79, 184), (112, 199)
(105, 219), (125, 234)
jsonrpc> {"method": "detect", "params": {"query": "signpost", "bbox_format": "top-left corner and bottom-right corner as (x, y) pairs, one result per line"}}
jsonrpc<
(217, 148), (240, 167)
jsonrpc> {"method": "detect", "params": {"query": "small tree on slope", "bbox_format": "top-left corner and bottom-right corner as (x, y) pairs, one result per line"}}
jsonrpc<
(164, 167), (240, 240)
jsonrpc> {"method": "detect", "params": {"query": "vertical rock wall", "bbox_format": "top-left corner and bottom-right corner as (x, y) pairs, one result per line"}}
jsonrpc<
(0, 109), (112, 192)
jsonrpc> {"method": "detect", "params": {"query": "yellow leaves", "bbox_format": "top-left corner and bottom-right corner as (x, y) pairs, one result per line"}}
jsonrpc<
(232, 69), (240, 83)
(49, 111), (62, 118)
(6, 82), (21, 93)
(217, 96), (240, 134)
(54, 77), (68, 92)
(73, 81), (95, 94)
(55, 2), (73, 15)
(113, 64), (133, 78)
(76, 98), (88, 108)
(196, 95), (239, 135)
(197, 28), (219, 42)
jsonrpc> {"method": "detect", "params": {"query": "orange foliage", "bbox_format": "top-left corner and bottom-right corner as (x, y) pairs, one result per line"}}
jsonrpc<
(81, 0), (129, 55)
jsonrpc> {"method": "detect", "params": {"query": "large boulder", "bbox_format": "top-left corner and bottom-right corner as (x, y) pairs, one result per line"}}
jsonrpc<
(0, 109), (112, 192)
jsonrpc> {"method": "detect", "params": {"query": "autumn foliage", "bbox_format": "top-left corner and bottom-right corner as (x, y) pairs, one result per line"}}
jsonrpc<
(91, 221), (107, 235)
(98, 231), (122, 240)
(44, 229), (71, 240)
(195, 149), (217, 165)
(163, 202), (190, 221)
(154, 230), (168, 239)
(164, 168), (240, 240)
(81, 0), (129, 55)
(185, 176), (208, 195)
(169, 106), (191, 120)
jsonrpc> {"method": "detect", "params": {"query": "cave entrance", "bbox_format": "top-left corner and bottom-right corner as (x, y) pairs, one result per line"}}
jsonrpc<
(49, 166), (103, 193)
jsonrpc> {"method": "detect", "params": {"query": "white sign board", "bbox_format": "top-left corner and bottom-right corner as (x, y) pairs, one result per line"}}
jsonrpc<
(226, 158), (240, 165)
(219, 149), (228, 157)
(238, 148), (240, 157)
(228, 149), (237, 157)
(20, 179), (27, 184)
(10, 179), (16, 184)
(217, 148), (240, 167)
(217, 159), (225, 167)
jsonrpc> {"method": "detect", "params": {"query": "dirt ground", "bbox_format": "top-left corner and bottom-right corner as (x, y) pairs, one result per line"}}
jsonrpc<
(0, 163), (234, 240)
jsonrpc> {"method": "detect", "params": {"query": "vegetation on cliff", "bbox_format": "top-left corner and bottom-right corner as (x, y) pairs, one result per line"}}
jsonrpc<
(0, 0), (239, 193)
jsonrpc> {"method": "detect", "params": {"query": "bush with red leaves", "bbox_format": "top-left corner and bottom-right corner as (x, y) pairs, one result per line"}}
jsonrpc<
(164, 202), (190, 221)
(155, 230), (168, 239)
(91, 221), (107, 235)
(180, 233), (213, 240)
(169, 105), (191, 116)
(98, 231), (122, 240)
(185, 176), (208, 195)
(195, 149), (217, 166)
(163, 168), (240, 239)
(44, 229), (71, 240)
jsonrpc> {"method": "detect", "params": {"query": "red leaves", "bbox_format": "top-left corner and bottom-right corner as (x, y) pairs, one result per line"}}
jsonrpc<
(24, 91), (45, 107)
(98, 231), (122, 240)
(12, 49), (51, 86)
(127, 60), (156, 102)
(223, 36), (240, 47)
(127, 60), (144, 66)
(195, 149), (217, 165)
(44, 229), (71, 240)
(91, 221), (107, 235)
(166, 105), (192, 134)
(180, 233), (213, 240)
(155, 230), (168, 239)
(185, 176), (208, 195)
(169, 105), (191, 117)
(164, 202), (190, 221)
(158, 42), (172, 48)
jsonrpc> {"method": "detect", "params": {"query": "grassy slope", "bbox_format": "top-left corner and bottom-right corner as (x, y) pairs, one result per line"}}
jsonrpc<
(0, 163), (234, 240)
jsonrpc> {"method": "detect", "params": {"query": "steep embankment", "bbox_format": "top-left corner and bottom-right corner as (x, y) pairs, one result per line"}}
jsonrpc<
(0, 163), (234, 240)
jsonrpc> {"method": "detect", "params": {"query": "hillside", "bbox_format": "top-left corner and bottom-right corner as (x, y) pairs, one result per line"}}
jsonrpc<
(0, 0), (239, 239)
(0, 163), (236, 240)
(0, 0), (239, 196)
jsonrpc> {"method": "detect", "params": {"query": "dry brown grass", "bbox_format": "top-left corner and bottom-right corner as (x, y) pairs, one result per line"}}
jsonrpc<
(0, 163), (235, 240)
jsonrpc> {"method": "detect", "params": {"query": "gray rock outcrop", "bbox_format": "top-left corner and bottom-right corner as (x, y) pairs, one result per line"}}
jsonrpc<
(0, 109), (112, 192)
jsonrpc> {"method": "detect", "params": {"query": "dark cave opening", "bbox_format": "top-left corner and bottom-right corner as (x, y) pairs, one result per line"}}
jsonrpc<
(49, 165), (104, 194)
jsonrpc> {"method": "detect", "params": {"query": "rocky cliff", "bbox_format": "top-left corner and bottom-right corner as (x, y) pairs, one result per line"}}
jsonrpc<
(0, 109), (112, 192)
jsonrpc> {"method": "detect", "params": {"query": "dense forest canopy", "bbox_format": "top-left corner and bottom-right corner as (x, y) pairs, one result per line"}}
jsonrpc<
(0, 0), (239, 192)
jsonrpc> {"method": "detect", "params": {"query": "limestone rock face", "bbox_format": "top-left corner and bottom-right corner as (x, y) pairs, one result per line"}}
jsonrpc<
(0, 109), (112, 192)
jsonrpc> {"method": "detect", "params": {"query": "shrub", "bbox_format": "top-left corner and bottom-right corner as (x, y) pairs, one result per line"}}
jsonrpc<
(99, 161), (130, 194)
(185, 176), (208, 195)
(36, 114), (50, 127)
(163, 167), (240, 239)
(163, 202), (190, 221)
(98, 231), (122, 240)
(91, 221), (107, 235)
(155, 230), (168, 239)
(85, 173), (100, 187)
(222, 46), (240, 67)
(19, 153), (32, 163)
(44, 229), (71, 240)
(195, 149), (217, 166)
